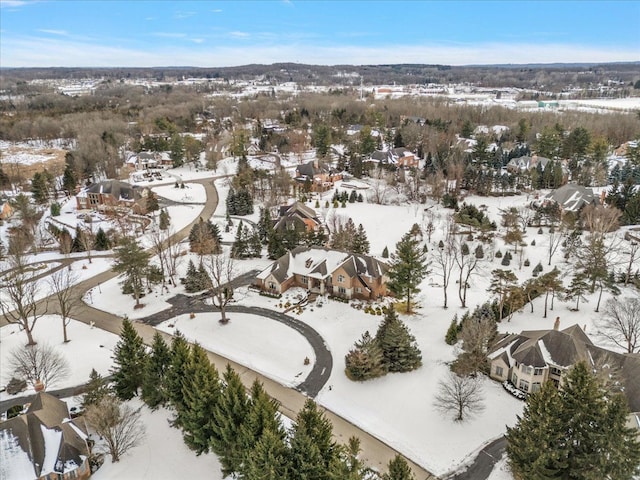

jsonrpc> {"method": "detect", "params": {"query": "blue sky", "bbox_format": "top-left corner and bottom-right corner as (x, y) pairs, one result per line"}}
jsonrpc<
(1, 0), (638, 67)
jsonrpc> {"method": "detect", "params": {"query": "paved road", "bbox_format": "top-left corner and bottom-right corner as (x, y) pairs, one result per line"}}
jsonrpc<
(1, 176), (439, 480)
(448, 436), (507, 480)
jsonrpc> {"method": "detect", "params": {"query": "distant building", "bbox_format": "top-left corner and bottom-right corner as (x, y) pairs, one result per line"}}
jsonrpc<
(0, 392), (91, 480)
(506, 155), (551, 172)
(541, 183), (598, 213)
(295, 160), (342, 192)
(274, 201), (323, 234)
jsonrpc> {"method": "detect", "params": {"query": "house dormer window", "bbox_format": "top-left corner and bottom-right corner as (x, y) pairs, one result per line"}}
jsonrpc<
(305, 258), (313, 268)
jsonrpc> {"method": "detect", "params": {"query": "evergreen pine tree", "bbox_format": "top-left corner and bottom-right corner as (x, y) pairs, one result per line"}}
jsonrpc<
(387, 231), (431, 313)
(141, 332), (171, 409)
(237, 380), (286, 477)
(159, 209), (171, 230)
(351, 224), (370, 254)
(211, 365), (251, 475)
(267, 230), (287, 259)
(146, 191), (160, 213)
(382, 246), (389, 258)
(329, 436), (371, 480)
(165, 332), (191, 426)
(445, 315), (459, 345)
(507, 362), (640, 479)
(345, 331), (388, 381)
(81, 368), (111, 410)
(243, 429), (290, 480)
(375, 307), (422, 372)
(111, 318), (147, 400)
(62, 162), (77, 196)
(288, 399), (338, 476)
(71, 225), (85, 252)
(181, 344), (222, 454)
(232, 222), (247, 258)
(357, 193), (363, 202)
(249, 229), (262, 257)
(348, 190), (357, 203)
(383, 455), (416, 480)
(30, 171), (49, 204)
(94, 227), (110, 250)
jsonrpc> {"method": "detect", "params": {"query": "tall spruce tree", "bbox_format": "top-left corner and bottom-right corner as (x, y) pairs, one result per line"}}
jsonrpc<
(243, 429), (290, 480)
(181, 344), (222, 454)
(238, 380), (286, 475)
(112, 237), (151, 308)
(81, 368), (111, 410)
(211, 365), (251, 476)
(387, 231), (430, 313)
(158, 209), (170, 230)
(352, 224), (370, 254)
(111, 318), (147, 400)
(383, 455), (416, 480)
(141, 332), (171, 409)
(344, 331), (387, 381)
(165, 332), (191, 426)
(375, 307), (422, 372)
(94, 227), (111, 250)
(288, 399), (338, 477)
(506, 362), (640, 480)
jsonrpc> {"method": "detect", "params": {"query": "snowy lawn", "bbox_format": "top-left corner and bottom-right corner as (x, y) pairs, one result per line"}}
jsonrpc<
(156, 312), (315, 388)
(151, 182), (206, 203)
(0, 316), (118, 401)
(91, 398), (224, 480)
(237, 287), (523, 476)
(487, 454), (515, 480)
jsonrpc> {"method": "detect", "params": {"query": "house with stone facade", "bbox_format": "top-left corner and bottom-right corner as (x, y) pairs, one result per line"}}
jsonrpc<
(76, 179), (148, 214)
(255, 246), (389, 300)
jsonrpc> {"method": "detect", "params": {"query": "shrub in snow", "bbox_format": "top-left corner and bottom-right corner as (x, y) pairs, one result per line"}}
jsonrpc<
(524, 259), (531, 267)
(495, 250), (503, 258)
(538, 228), (544, 234)
(531, 239), (536, 246)
(502, 380), (527, 400)
(501, 256), (511, 266)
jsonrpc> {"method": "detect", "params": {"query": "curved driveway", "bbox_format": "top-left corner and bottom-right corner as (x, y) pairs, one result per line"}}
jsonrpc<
(139, 296), (332, 398)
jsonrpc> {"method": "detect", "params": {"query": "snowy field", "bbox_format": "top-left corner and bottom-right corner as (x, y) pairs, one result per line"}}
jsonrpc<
(151, 182), (206, 204)
(156, 312), (315, 388)
(0, 316), (118, 401)
(92, 399), (224, 480)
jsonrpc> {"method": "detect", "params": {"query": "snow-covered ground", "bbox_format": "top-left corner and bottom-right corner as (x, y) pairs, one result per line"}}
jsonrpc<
(151, 182), (206, 204)
(0, 316), (118, 401)
(156, 312), (315, 388)
(92, 398), (224, 480)
(487, 454), (515, 480)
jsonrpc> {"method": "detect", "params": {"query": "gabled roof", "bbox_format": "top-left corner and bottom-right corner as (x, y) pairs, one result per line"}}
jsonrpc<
(81, 179), (141, 202)
(544, 184), (596, 212)
(256, 246), (388, 284)
(296, 160), (329, 178)
(0, 392), (89, 478)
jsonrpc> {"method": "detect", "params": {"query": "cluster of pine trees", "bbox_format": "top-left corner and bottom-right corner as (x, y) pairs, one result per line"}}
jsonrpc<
(231, 221), (262, 259)
(181, 259), (211, 293)
(188, 218), (222, 256)
(331, 218), (370, 254)
(345, 307), (422, 381)
(107, 319), (417, 479)
(257, 207), (327, 260)
(226, 187), (254, 216)
(332, 189), (364, 204)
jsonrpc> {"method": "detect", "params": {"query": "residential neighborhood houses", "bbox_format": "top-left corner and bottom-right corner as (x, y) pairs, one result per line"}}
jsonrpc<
(1, 65), (640, 480)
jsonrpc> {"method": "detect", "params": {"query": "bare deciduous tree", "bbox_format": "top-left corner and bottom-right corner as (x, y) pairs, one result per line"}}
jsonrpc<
(8, 343), (70, 389)
(581, 205), (622, 240)
(432, 220), (456, 309)
(0, 252), (45, 345)
(454, 238), (481, 308)
(622, 238), (639, 286)
(85, 395), (146, 463)
(48, 268), (81, 343)
(597, 297), (640, 354)
(77, 226), (95, 264)
(434, 371), (485, 422)
(205, 252), (236, 324)
(547, 225), (564, 266)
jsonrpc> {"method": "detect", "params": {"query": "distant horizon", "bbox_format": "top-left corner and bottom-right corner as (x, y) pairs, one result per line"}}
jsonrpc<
(1, 0), (638, 68)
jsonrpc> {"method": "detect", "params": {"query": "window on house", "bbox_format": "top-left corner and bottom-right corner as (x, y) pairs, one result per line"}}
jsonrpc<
(300, 276), (307, 284)
(512, 373), (518, 385)
(550, 367), (562, 376)
(518, 379), (530, 392)
(521, 365), (533, 375)
(268, 282), (276, 290)
(495, 366), (504, 377)
(531, 382), (542, 393)
(534, 367), (544, 376)
(337, 274), (345, 283)
(356, 287), (362, 293)
(338, 287), (346, 295)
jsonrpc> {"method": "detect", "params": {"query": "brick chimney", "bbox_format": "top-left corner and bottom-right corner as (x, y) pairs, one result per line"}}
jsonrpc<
(34, 379), (45, 392)
(554, 317), (560, 331)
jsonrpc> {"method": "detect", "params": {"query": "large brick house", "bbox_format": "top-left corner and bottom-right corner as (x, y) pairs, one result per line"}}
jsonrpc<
(256, 246), (389, 300)
(0, 392), (92, 480)
(295, 160), (342, 192)
(76, 180), (148, 214)
(488, 319), (640, 416)
(273, 202), (323, 234)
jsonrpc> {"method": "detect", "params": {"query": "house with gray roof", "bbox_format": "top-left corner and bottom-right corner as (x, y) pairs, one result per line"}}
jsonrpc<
(76, 179), (148, 214)
(295, 160), (342, 192)
(0, 392), (91, 480)
(542, 183), (597, 213)
(274, 202), (323, 234)
(255, 245), (389, 300)
(489, 319), (640, 416)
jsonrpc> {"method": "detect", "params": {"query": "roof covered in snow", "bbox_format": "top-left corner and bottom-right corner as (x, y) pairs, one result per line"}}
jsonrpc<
(0, 392), (89, 479)
(544, 184), (597, 212)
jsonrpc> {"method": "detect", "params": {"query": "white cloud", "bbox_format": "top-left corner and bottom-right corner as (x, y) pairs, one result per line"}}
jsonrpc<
(229, 31), (250, 39)
(37, 29), (68, 36)
(0, 0), (28, 7)
(1, 35), (638, 68)
(174, 10), (196, 19)
(211, 9), (222, 13)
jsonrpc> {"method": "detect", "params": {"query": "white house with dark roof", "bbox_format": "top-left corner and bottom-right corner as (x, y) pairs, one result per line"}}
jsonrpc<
(489, 320), (640, 418)
(255, 246), (389, 300)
